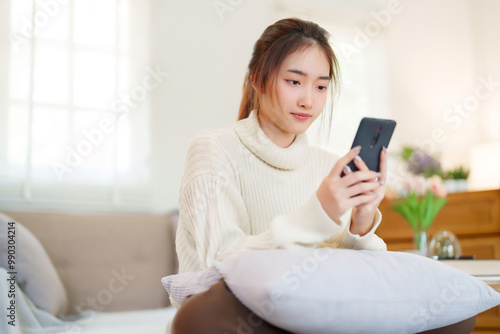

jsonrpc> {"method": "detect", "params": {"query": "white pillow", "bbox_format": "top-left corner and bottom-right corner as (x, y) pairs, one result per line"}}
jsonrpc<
(162, 249), (500, 334)
(0, 213), (69, 316)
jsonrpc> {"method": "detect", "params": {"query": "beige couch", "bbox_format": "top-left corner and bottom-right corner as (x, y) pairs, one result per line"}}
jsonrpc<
(3, 209), (179, 314)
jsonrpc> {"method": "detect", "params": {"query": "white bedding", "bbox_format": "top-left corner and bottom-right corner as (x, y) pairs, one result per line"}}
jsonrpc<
(66, 307), (176, 334)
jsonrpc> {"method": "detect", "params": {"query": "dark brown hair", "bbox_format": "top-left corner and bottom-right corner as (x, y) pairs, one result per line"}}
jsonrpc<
(238, 18), (340, 122)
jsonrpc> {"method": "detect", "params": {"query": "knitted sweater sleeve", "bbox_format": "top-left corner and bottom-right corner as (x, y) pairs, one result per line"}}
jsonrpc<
(175, 131), (386, 273)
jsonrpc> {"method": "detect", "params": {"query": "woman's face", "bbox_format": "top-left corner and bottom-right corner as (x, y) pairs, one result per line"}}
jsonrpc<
(257, 44), (330, 148)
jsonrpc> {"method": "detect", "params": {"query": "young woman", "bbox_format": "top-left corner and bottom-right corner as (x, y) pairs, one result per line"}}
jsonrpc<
(170, 18), (475, 334)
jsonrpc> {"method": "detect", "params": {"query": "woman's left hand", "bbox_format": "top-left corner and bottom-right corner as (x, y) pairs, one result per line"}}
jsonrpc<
(347, 147), (387, 236)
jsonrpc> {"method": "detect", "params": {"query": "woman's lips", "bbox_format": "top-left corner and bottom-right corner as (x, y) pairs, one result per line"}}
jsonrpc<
(291, 113), (311, 120)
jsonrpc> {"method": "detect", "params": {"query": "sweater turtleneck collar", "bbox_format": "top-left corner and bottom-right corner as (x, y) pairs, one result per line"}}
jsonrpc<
(233, 110), (310, 170)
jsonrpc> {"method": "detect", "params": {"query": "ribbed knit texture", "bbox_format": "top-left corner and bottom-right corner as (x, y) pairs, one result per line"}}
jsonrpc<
(175, 111), (387, 278)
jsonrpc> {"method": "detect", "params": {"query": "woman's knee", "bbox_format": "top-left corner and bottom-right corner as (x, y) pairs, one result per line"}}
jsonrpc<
(171, 295), (206, 334)
(171, 280), (227, 334)
(171, 279), (291, 334)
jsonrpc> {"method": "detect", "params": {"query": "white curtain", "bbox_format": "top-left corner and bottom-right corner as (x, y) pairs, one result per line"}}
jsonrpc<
(0, 0), (159, 212)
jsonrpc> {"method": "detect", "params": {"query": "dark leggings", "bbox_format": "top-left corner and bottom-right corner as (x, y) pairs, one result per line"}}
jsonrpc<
(172, 279), (476, 334)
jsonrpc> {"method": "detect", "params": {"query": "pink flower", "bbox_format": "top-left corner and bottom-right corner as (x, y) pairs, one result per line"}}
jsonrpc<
(427, 175), (447, 198)
(402, 175), (426, 195)
(414, 175), (426, 196)
(389, 175), (448, 199)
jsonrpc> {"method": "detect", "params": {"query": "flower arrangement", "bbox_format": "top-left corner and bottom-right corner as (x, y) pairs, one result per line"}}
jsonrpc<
(386, 175), (448, 255)
(400, 146), (470, 193)
(401, 146), (443, 177)
(387, 175), (448, 230)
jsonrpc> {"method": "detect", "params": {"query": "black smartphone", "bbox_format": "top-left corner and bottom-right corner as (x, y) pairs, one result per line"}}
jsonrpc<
(343, 117), (396, 175)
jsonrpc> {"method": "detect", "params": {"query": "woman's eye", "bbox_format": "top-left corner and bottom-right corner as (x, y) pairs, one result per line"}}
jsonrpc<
(287, 80), (300, 85)
(317, 86), (327, 91)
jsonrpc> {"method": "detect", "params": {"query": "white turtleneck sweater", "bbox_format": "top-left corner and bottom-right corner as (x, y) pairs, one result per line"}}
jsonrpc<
(175, 110), (386, 278)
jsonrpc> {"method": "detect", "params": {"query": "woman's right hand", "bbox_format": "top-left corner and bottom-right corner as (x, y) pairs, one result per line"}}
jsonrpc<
(316, 146), (381, 222)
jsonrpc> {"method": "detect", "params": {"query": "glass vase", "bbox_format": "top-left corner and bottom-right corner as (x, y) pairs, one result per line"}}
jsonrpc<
(413, 228), (429, 256)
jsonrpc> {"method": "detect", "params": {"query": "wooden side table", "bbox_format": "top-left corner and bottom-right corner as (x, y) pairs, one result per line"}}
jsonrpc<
(377, 189), (500, 259)
(440, 259), (500, 290)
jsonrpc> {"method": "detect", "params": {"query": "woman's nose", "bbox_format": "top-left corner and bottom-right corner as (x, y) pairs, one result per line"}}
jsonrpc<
(298, 87), (313, 109)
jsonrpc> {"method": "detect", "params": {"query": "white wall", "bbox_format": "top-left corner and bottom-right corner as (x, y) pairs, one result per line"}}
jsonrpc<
(384, 0), (500, 172)
(152, 0), (500, 208)
(1, 0), (497, 213)
(149, 0), (391, 212)
(469, 0), (500, 144)
(151, 0), (500, 212)
(2, 0), (497, 213)
(149, 0), (277, 211)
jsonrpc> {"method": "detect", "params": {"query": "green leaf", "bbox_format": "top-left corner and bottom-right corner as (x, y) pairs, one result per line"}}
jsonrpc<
(401, 147), (414, 162)
(422, 194), (448, 230)
(422, 193), (435, 229)
(431, 197), (448, 219)
(391, 194), (420, 229)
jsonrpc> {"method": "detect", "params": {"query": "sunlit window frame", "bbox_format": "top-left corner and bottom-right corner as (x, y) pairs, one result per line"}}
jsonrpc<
(2, 0), (154, 213)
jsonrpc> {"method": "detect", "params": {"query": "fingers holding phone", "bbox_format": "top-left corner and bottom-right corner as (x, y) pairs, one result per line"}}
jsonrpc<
(326, 145), (362, 180)
(317, 117), (396, 225)
(316, 147), (383, 222)
(349, 146), (389, 235)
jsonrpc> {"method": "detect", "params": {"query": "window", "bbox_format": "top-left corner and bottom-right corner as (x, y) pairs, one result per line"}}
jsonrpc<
(1, 0), (155, 212)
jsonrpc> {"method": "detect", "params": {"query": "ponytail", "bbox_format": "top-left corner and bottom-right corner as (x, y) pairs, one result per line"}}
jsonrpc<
(237, 73), (255, 120)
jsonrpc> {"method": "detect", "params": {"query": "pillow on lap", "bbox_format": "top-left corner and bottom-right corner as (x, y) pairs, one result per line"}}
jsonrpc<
(0, 212), (68, 316)
(162, 249), (500, 334)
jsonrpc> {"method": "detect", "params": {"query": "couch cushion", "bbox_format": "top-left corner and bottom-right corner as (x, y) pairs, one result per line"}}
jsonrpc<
(0, 212), (69, 316)
(3, 210), (178, 314)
